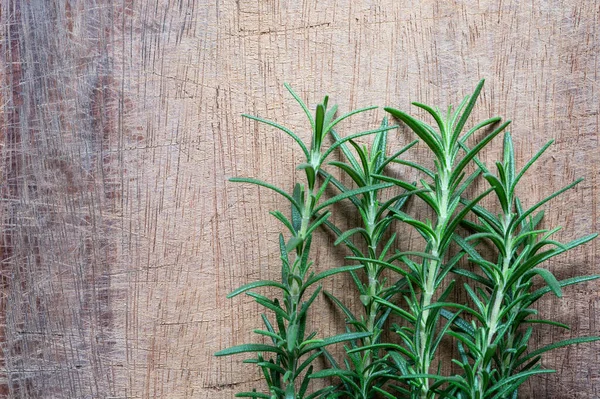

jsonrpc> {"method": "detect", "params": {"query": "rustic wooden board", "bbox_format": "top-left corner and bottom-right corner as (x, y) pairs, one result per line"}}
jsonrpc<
(1, 1), (598, 398)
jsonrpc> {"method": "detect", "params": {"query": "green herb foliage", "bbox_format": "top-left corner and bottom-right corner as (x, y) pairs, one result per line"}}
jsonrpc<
(373, 80), (507, 398)
(309, 119), (421, 398)
(217, 82), (598, 399)
(443, 131), (598, 398)
(215, 85), (393, 398)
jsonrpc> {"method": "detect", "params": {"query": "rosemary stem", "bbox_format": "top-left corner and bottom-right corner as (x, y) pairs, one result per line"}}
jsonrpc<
(285, 171), (322, 398)
(417, 174), (450, 399)
(360, 205), (380, 397)
(474, 217), (514, 398)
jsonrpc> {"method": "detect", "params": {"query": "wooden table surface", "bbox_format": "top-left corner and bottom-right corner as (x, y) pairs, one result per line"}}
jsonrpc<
(1, 1), (598, 398)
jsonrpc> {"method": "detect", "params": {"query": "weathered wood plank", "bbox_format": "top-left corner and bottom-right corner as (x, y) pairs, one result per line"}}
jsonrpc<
(0, 1), (598, 398)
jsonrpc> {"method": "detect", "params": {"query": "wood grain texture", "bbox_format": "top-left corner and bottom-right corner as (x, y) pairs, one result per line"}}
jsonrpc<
(0, 0), (598, 398)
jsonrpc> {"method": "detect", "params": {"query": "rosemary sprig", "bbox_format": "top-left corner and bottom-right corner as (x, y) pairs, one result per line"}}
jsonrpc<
(309, 119), (422, 398)
(216, 81), (598, 399)
(216, 85), (393, 398)
(381, 80), (509, 398)
(446, 132), (600, 398)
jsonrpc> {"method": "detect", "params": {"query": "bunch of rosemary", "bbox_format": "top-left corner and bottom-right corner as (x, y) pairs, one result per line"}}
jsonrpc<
(216, 81), (598, 399)
(215, 85), (394, 398)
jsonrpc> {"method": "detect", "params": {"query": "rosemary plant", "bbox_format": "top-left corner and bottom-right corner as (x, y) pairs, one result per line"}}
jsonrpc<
(216, 81), (598, 399)
(215, 85), (394, 398)
(309, 120), (421, 398)
(372, 80), (508, 398)
(445, 132), (599, 398)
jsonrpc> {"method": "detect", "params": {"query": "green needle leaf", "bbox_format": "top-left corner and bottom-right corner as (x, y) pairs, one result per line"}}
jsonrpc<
(527, 268), (562, 297)
(324, 105), (378, 137)
(303, 265), (364, 290)
(300, 332), (372, 355)
(516, 336), (600, 367)
(228, 280), (290, 298)
(284, 83), (315, 130)
(314, 183), (393, 213)
(215, 343), (286, 357)
(242, 114), (309, 158)
(230, 177), (302, 213)
(451, 79), (485, 143)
